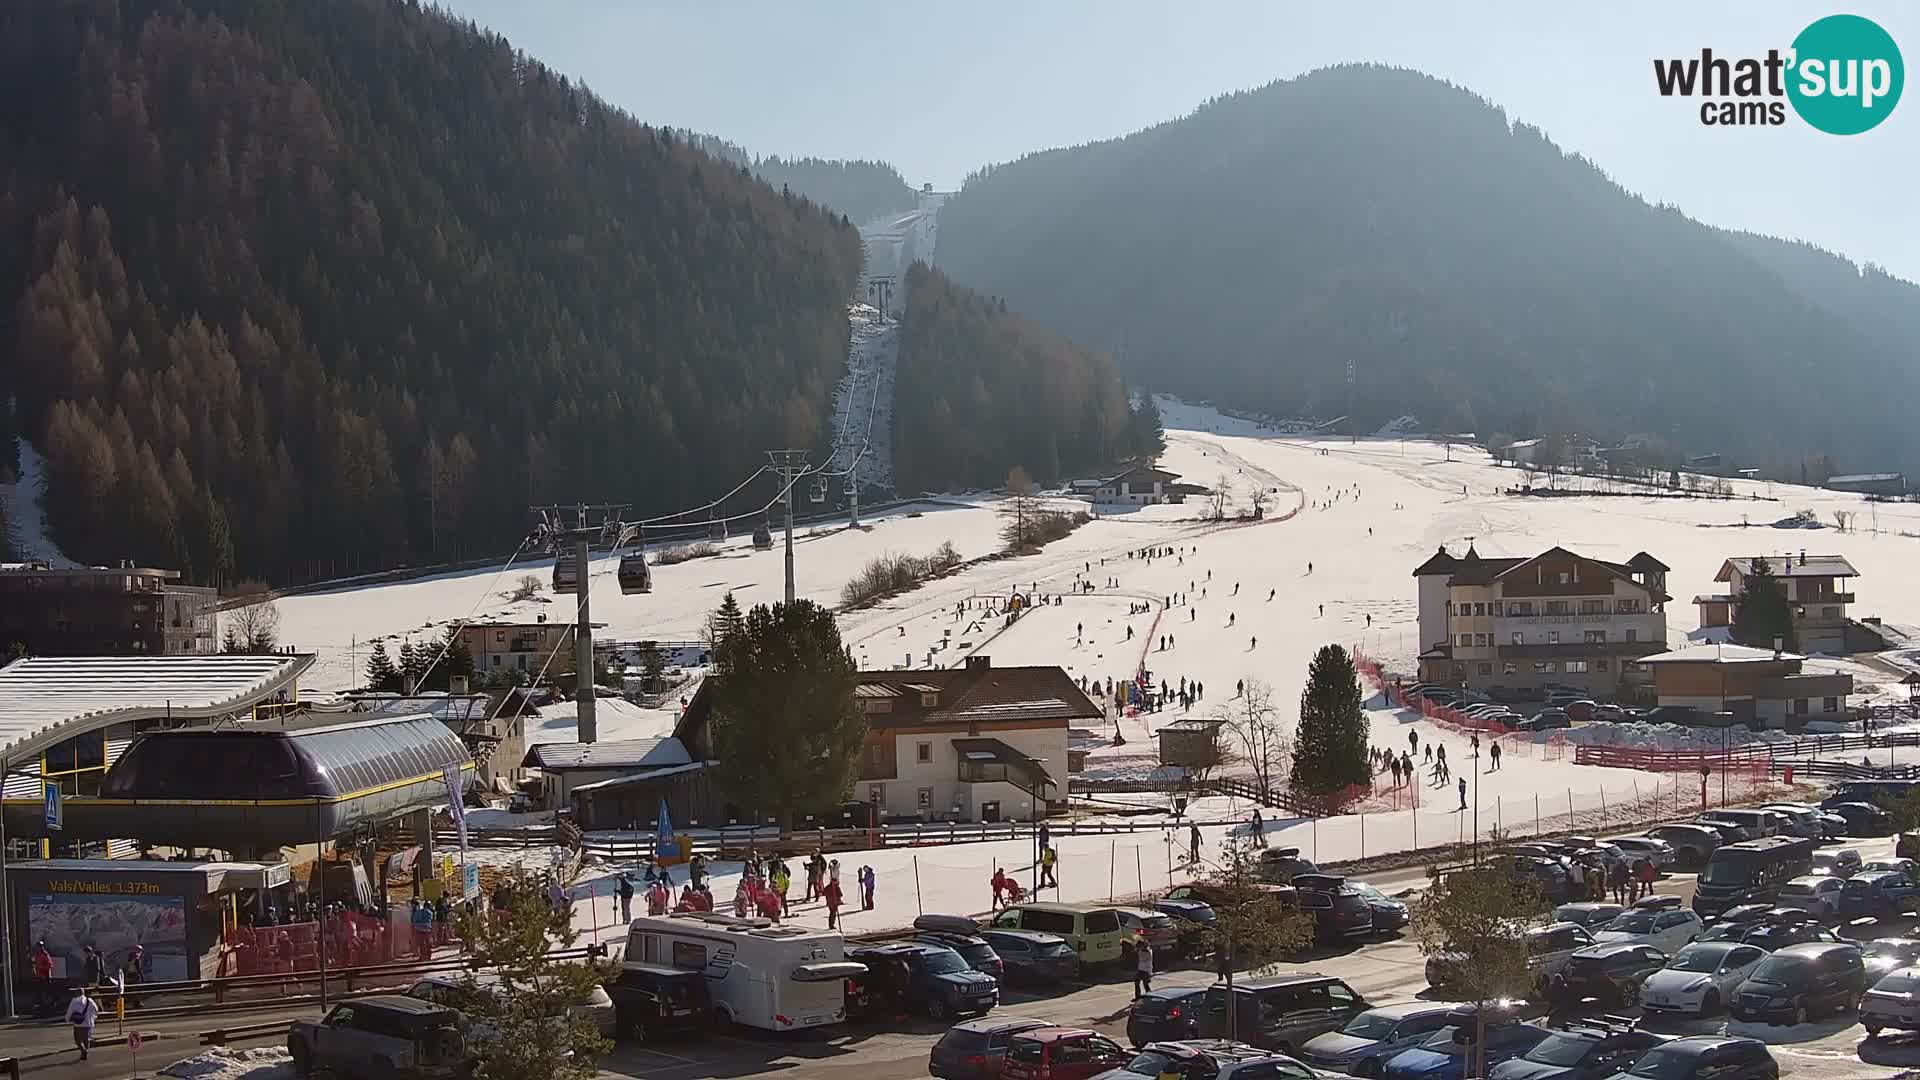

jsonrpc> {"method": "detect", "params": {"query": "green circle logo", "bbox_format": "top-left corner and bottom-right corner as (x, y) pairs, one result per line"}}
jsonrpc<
(1787, 14), (1903, 134)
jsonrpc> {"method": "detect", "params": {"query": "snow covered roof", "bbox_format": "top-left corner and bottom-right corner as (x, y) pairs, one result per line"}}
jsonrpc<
(1827, 473), (1903, 485)
(522, 737), (691, 771)
(1637, 643), (1805, 665)
(567, 761), (708, 794)
(0, 654), (313, 762)
(1717, 555), (1858, 579)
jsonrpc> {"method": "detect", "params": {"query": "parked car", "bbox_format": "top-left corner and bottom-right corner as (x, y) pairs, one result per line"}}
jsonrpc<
(407, 972), (618, 1041)
(1001, 1028), (1132, 1080)
(1630, 895), (1682, 913)
(1863, 857), (1920, 877)
(1256, 847), (1320, 884)
(1553, 903), (1626, 931)
(1299, 1002), (1456, 1077)
(1691, 816), (1754, 844)
(1862, 937), (1920, 978)
(1729, 942), (1866, 1025)
(1737, 911), (1842, 951)
(1511, 856), (1574, 904)
(1097, 1040), (1318, 1080)
(1809, 848), (1862, 877)
(1600, 1036), (1777, 1080)
(846, 942), (999, 1020)
(915, 918), (1008, 980)
(981, 929), (1080, 986)
(1694, 904), (1773, 942)
(989, 903), (1126, 969)
(1112, 908), (1182, 966)
(1606, 837), (1674, 870)
(1771, 876), (1846, 919)
(931, 1018), (1055, 1080)
(1294, 874), (1377, 940)
(1592, 908), (1703, 953)
(1199, 973), (1370, 1054)
(289, 995), (473, 1080)
(1519, 709), (1572, 732)
(1840, 871), (1920, 921)
(1861, 965), (1920, 1038)
(1486, 1020), (1664, 1080)
(1549, 944), (1668, 1007)
(1428, 922), (1592, 993)
(1816, 812), (1852, 840)
(1638, 942), (1767, 1017)
(1758, 806), (1825, 840)
(1545, 690), (1587, 709)
(1154, 897), (1217, 926)
(1644, 825), (1721, 868)
(1828, 801), (1896, 837)
(1381, 1010), (1551, 1080)
(1126, 987), (1209, 1047)
(604, 965), (711, 1043)
(1589, 704), (1626, 723)
(1349, 881), (1410, 934)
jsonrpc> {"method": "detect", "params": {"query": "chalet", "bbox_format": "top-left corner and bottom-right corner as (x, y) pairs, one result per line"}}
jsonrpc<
(1826, 473), (1906, 497)
(1639, 643), (1853, 728)
(460, 619), (588, 677)
(1412, 544), (1670, 695)
(1695, 552), (1858, 654)
(1092, 462), (1185, 505)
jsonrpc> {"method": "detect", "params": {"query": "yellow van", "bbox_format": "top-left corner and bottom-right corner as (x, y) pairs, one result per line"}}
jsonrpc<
(988, 902), (1125, 968)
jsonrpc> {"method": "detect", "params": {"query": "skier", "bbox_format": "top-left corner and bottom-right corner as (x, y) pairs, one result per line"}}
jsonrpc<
(1409, 731), (1419, 756)
(1228, 613), (1235, 627)
(1236, 679), (1244, 697)
(1318, 603), (1324, 617)
(1423, 745), (1432, 765)
(1490, 741), (1503, 771)
(1307, 562), (1313, 574)
(1268, 588), (1275, 601)
(1365, 613), (1372, 627)
(1250, 635), (1257, 650)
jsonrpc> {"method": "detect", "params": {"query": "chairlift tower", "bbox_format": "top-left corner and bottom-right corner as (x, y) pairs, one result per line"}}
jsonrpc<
(765, 450), (810, 605)
(529, 503), (629, 744)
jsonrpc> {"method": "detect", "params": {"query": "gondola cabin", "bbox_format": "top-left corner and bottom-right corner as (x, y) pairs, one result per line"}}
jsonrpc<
(617, 551), (652, 595)
(810, 477), (828, 503)
(551, 555), (580, 594)
(752, 524), (774, 550)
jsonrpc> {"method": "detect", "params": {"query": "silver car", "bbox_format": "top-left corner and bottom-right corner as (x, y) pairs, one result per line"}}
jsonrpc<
(1299, 1002), (1455, 1075)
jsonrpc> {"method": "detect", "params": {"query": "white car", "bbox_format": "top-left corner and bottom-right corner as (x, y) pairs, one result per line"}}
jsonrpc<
(1638, 942), (1767, 1017)
(1593, 907), (1703, 953)
(1775, 875), (1846, 917)
(1863, 966), (1920, 1037)
(1607, 835), (1675, 869)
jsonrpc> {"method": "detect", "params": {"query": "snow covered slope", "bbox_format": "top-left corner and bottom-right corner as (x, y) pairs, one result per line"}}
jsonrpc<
(823, 304), (897, 493)
(0, 433), (78, 567)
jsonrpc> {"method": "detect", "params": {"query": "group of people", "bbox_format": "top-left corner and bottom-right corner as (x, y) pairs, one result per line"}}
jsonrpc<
(1569, 853), (1660, 905)
(30, 940), (151, 1060)
(719, 850), (875, 929)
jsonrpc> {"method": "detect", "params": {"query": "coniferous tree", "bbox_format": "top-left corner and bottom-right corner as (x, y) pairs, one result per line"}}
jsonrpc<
(636, 640), (667, 693)
(1290, 644), (1370, 795)
(1732, 556), (1798, 653)
(365, 640), (400, 692)
(397, 639), (421, 692)
(1130, 393), (1166, 456)
(707, 592), (746, 671)
(708, 600), (864, 824)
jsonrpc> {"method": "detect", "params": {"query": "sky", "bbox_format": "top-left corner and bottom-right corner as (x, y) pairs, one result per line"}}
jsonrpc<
(437, 1), (1918, 282)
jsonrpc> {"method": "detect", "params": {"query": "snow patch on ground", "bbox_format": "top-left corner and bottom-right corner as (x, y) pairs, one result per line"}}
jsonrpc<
(160, 1047), (294, 1080)
(0, 431), (78, 567)
(525, 696), (680, 746)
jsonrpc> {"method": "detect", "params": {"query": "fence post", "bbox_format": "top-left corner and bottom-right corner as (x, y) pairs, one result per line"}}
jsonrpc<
(1136, 846), (1143, 900)
(1360, 812), (1365, 861)
(1568, 789), (1574, 828)
(913, 856), (923, 915)
(1599, 788), (1607, 831)
(1109, 840), (1117, 902)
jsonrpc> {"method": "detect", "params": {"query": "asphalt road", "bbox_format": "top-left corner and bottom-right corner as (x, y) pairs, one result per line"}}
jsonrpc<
(16, 837), (1920, 1080)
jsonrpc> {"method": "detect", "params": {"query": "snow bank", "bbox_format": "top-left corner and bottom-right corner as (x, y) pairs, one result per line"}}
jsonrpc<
(160, 1047), (294, 1080)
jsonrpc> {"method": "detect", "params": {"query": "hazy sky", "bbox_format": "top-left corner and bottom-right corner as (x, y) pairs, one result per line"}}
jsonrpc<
(440, 1), (1918, 281)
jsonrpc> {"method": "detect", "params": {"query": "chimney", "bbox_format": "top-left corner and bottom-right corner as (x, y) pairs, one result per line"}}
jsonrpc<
(1773, 635), (1784, 660)
(450, 674), (469, 695)
(537, 613), (547, 623)
(966, 655), (991, 670)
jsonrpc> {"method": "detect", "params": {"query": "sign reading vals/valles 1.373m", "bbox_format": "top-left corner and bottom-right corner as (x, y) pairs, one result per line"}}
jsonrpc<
(1654, 13), (1904, 133)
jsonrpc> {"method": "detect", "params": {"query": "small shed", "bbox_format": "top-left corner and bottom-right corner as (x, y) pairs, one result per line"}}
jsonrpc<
(1156, 719), (1226, 768)
(522, 738), (693, 810)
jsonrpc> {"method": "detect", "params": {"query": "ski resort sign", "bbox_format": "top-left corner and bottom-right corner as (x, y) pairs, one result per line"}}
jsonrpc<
(1653, 14), (1903, 133)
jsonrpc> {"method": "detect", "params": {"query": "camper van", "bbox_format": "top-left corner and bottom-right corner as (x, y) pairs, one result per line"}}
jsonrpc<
(623, 912), (865, 1032)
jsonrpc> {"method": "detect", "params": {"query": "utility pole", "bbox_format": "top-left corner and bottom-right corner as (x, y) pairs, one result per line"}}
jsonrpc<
(573, 535), (594, 743)
(849, 465), (860, 530)
(766, 451), (809, 605)
(867, 276), (895, 319)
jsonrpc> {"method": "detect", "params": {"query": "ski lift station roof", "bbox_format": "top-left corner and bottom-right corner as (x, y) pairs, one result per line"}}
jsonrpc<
(0, 654), (313, 763)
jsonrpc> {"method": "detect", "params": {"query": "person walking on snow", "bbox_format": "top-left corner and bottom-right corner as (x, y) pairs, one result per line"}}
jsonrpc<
(618, 874), (634, 923)
(824, 875), (844, 929)
(1189, 823), (1202, 864)
(1489, 741), (1503, 770)
(860, 865), (876, 910)
(1040, 846), (1059, 888)
(1408, 731), (1419, 756)
(1250, 810), (1266, 846)
(1457, 776), (1468, 810)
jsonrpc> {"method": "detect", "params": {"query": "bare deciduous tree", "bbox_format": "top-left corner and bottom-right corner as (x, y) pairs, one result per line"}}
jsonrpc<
(1248, 486), (1272, 519)
(1209, 472), (1234, 522)
(510, 574), (543, 602)
(1217, 680), (1289, 796)
(1000, 466), (1046, 550)
(222, 589), (281, 653)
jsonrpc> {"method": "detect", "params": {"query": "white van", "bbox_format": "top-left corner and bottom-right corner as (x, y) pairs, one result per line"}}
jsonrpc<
(623, 912), (865, 1032)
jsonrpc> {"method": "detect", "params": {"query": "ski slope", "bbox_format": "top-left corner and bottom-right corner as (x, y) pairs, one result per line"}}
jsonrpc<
(0, 431), (78, 567)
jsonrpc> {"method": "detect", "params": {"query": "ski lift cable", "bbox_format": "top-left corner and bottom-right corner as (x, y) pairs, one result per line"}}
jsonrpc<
(484, 573), (596, 726)
(635, 464), (775, 526)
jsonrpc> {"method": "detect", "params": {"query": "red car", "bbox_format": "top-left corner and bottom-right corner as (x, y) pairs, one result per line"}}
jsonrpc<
(1000, 1027), (1130, 1080)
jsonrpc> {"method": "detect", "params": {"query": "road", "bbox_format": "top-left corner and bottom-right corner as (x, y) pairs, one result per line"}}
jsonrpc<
(14, 837), (1920, 1080)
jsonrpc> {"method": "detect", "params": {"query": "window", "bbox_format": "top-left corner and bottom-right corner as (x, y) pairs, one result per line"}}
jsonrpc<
(917, 788), (932, 810)
(1534, 661), (1556, 674)
(1584, 630), (1607, 644)
(495, 630), (506, 643)
(1547, 631), (1560, 645)
(1546, 600), (1569, 615)
(1618, 598), (1642, 614)
(1565, 660), (1588, 674)
(1510, 602), (1535, 616)
(671, 940), (707, 971)
(490, 655), (501, 667)
(1793, 699), (1809, 715)
(1473, 603), (1486, 616)
(867, 784), (883, 804)
(920, 692), (939, 707)
(1580, 599), (1605, 614)
(1475, 634), (1490, 647)
(1625, 629), (1638, 643)
(916, 742), (932, 763)
(1458, 634), (1472, 647)
(1556, 572), (1571, 585)
(1489, 602), (1503, 617)
(1511, 632), (1525, 645)
(1823, 697), (1839, 713)
(1503, 663), (1518, 676)
(1478, 663), (1493, 676)
(1595, 659), (1610, 672)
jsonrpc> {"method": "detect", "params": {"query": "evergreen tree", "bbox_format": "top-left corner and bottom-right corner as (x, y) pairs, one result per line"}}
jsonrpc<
(1290, 644), (1370, 795)
(397, 639), (422, 692)
(424, 626), (475, 691)
(708, 600), (864, 824)
(636, 640), (667, 693)
(707, 592), (745, 670)
(1130, 393), (1166, 456)
(365, 640), (400, 692)
(1732, 556), (1798, 653)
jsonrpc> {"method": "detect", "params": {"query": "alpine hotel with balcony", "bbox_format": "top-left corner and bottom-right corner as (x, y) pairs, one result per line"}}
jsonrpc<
(1413, 545), (1671, 696)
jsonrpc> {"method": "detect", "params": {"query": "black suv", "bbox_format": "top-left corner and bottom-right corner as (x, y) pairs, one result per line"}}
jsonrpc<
(606, 965), (710, 1043)
(1736, 911), (1841, 951)
(914, 928), (1006, 981)
(1730, 942), (1865, 1025)
(847, 942), (999, 1021)
(929, 1017), (1052, 1080)
(1549, 944), (1667, 1007)
(1486, 1018), (1664, 1080)
(1197, 973), (1369, 1054)
(1609, 1036), (1777, 1080)
(1127, 987), (1208, 1047)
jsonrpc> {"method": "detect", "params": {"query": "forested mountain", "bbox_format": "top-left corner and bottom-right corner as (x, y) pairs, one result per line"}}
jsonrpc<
(0, 0), (863, 585)
(682, 133), (919, 224)
(894, 263), (1145, 493)
(933, 65), (1920, 472)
